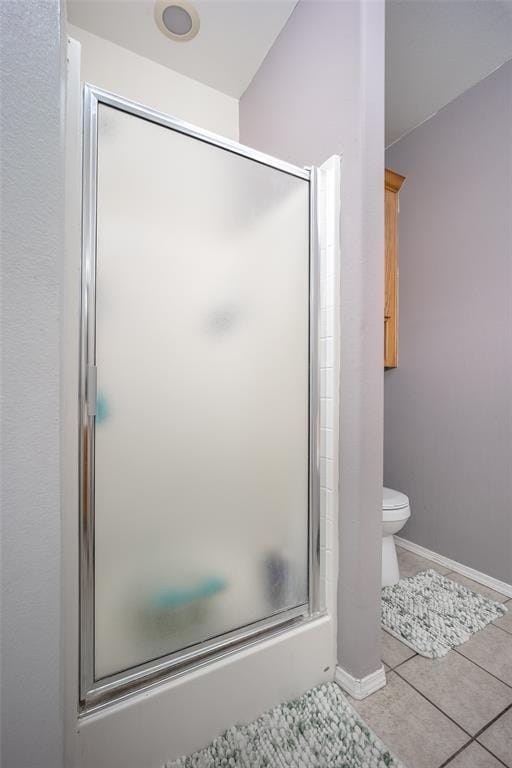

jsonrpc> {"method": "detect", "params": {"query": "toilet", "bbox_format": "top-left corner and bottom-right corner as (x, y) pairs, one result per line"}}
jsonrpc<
(382, 487), (411, 587)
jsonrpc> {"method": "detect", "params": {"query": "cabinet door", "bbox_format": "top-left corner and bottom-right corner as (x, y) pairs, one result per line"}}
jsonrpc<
(384, 169), (405, 368)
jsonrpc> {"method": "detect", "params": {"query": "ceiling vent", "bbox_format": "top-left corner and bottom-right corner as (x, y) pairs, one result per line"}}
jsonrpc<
(155, 1), (200, 42)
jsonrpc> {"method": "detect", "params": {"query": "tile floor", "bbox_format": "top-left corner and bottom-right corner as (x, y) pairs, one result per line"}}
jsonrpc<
(350, 546), (512, 768)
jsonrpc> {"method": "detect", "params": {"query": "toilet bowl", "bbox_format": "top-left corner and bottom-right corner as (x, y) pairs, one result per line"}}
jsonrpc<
(382, 487), (411, 587)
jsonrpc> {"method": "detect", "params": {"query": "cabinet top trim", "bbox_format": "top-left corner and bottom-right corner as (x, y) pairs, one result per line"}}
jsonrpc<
(385, 168), (406, 192)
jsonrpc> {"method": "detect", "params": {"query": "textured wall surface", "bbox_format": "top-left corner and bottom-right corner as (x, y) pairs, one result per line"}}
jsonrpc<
(385, 60), (512, 583)
(241, 0), (385, 680)
(0, 1), (65, 766)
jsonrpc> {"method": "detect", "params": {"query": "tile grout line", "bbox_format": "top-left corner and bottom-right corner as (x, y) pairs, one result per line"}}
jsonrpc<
(391, 646), (512, 731)
(398, 559), (512, 658)
(437, 740), (475, 768)
(438, 737), (512, 768)
(435, 702), (512, 768)
(351, 668), (473, 768)
(450, 638), (512, 690)
(453, 647), (512, 690)
(385, 653), (418, 672)
(385, 626), (511, 680)
(392, 668), (474, 740)
(391, 668), (512, 766)
(473, 701), (512, 740)
(493, 621), (512, 638)
(477, 742), (511, 768)
(468, 701), (512, 768)
(387, 558), (512, 766)
(437, 739), (510, 768)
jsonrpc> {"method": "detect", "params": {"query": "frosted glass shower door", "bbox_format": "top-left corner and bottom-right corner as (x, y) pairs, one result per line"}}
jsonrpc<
(81, 88), (315, 698)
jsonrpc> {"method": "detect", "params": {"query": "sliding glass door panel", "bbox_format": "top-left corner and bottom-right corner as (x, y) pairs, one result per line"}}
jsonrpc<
(92, 102), (310, 680)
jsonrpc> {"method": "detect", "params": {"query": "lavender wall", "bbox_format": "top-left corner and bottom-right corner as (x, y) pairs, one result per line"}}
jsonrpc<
(385, 60), (512, 583)
(241, 0), (385, 680)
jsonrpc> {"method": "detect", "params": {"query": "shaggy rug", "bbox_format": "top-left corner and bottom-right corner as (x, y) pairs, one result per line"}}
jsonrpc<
(382, 568), (508, 658)
(166, 681), (404, 767)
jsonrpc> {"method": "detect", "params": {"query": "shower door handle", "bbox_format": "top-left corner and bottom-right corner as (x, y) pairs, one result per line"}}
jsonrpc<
(86, 365), (97, 417)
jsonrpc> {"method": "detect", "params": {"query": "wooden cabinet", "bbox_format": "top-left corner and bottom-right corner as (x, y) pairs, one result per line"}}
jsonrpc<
(384, 168), (405, 368)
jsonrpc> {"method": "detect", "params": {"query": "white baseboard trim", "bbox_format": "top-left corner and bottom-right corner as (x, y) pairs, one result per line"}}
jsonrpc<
(395, 536), (512, 599)
(334, 664), (386, 700)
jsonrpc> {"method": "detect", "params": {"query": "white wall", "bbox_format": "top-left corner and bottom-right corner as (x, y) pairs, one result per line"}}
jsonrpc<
(1, 2), (65, 767)
(68, 24), (238, 139)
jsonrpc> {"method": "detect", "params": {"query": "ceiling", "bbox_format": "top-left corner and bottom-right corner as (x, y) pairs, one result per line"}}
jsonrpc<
(386, 0), (512, 146)
(67, 0), (297, 98)
(69, 1), (512, 143)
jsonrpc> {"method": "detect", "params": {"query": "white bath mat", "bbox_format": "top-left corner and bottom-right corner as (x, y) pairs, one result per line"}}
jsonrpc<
(166, 682), (405, 768)
(382, 568), (508, 658)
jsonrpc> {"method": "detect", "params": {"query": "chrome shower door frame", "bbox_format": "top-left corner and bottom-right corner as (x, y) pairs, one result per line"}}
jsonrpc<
(79, 84), (322, 712)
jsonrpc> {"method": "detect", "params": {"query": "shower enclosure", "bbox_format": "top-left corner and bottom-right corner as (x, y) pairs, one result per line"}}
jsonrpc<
(80, 85), (322, 709)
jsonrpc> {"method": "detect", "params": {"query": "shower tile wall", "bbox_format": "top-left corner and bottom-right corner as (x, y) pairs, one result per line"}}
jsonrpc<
(318, 157), (340, 616)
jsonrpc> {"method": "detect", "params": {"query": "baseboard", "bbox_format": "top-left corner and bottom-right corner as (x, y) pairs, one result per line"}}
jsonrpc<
(334, 664), (386, 700)
(395, 536), (512, 599)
